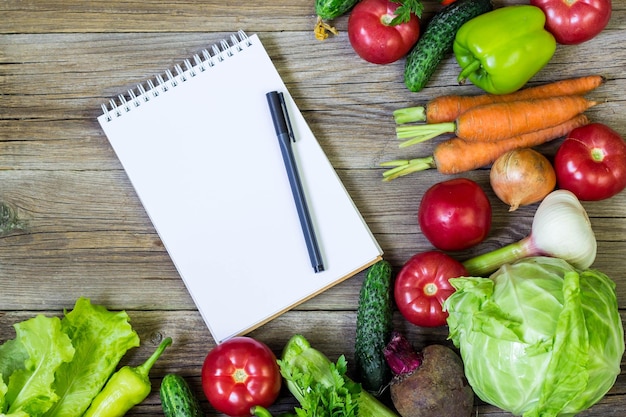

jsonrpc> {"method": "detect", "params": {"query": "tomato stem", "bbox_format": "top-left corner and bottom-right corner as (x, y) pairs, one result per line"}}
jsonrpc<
(381, 13), (396, 26)
(591, 147), (605, 162)
(233, 368), (248, 383)
(424, 283), (438, 296)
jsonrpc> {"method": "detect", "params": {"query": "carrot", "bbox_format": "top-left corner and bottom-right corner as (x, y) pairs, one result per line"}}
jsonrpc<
(396, 95), (597, 147)
(393, 75), (605, 124)
(382, 114), (589, 181)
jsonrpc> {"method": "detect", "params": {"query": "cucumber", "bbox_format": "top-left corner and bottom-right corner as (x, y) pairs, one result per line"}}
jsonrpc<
(354, 259), (394, 394)
(404, 0), (494, 92)
(314, 0), (359, 40)
(160, 373), (204, 417)
(315, 0), (358, 20)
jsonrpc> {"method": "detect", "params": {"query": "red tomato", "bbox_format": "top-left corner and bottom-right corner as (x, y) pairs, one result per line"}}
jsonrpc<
(394, 251), (468, 327)
(554, 123), (626, 201)
(201, 337), (281, 416)
(418, 178), (492, 251)
(348, 0), (420, 65)
(530, 0), (612, 44)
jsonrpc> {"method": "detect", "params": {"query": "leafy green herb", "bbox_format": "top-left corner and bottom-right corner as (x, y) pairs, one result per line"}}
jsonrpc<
(278, 335), (399, 417)
(280, 355), (359, 417)
(390, 0), (424, 25)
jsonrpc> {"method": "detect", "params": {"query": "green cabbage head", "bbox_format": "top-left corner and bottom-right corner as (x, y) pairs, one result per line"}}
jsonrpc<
(443, 256), (624, 417)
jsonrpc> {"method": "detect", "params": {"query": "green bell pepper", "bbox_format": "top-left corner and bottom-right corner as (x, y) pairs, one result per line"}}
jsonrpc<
(453, 5), (556, 94)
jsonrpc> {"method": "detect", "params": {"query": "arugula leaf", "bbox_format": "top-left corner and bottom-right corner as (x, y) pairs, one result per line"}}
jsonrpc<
(390, 0), (424, 25)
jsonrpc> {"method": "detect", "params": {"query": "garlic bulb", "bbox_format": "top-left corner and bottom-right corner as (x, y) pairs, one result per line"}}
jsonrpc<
(531, 189), (597, 269)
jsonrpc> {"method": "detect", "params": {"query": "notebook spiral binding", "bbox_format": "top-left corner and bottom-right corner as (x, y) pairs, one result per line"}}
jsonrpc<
(101, 30), (252, 122)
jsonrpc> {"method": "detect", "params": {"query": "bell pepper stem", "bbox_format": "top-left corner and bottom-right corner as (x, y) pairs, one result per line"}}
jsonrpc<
(457, 59), (482, 85)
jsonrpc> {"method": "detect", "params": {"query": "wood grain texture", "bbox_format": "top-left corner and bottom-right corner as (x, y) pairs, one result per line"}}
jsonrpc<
(1, 0), (625, 415)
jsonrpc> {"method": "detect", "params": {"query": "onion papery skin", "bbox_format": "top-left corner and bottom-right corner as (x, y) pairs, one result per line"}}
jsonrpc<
(490, 148), (556, 211)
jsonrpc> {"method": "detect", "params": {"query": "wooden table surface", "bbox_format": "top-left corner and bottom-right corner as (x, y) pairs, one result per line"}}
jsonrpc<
(2, 0), (625, 416)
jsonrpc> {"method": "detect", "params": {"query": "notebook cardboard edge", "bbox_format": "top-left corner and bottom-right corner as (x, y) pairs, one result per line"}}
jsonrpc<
(208, 255), (383, 344)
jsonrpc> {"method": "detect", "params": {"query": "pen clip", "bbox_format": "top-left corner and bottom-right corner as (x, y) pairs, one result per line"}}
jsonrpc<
(278, 92), (296, 142)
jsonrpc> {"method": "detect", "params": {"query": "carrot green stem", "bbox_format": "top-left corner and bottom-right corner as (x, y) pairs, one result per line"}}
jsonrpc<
(393, 106), (426, 124)
(381, 157), (436, 181)
(462, 236), (535, 276)
(396, 122), (456, 147)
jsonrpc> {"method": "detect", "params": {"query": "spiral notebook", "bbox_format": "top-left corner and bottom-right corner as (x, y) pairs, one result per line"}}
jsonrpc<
(97, 31), (383, 343)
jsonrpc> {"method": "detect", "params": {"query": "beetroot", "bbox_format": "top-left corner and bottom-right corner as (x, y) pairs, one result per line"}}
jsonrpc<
(384, 331), (473, 417)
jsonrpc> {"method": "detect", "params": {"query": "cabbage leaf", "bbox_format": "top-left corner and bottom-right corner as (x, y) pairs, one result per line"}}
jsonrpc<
(444, 256), (624, 417)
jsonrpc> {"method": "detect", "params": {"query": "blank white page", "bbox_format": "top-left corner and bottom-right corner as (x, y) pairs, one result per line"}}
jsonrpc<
(98, 33), (382, 343)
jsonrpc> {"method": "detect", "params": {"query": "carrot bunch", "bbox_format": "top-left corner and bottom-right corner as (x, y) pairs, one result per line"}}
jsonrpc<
(382, 75), (604, 181)
(393, 75), (604, 125)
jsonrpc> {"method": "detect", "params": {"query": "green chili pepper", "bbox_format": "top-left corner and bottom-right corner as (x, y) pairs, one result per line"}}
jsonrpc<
(83, 337), (172, 417)
(453, 5), (556, 94)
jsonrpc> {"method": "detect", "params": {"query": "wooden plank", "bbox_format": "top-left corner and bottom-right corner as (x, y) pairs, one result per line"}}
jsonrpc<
(1, 0), (625, 415)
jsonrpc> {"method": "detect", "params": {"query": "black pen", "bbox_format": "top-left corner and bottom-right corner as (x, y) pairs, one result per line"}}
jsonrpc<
(266, 91), (324, 273)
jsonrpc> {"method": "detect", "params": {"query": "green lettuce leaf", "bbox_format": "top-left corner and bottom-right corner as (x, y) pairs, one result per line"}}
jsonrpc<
(42, 297), (140, 417)
(4, 315), (75, 416)
(0, 298), (141, 417)
(1, 339), (28, 413)
(0, 410), (30, 417)
(0, 339), (29, 386)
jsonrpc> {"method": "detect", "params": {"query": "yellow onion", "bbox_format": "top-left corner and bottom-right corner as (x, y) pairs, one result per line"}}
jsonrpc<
(490, 148), (556, 211)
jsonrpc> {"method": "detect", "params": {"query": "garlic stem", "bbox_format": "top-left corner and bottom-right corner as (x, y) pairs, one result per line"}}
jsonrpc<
(462, 236), (536, 277)
(462, 190), (597, 276)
